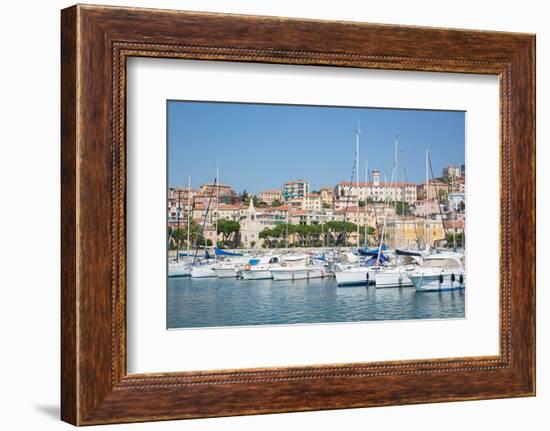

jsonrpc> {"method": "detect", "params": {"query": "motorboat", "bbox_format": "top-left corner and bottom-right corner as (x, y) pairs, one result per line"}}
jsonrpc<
(240, 255), (282, 280)
(270, 256), (329, 281)
(407, 252), (465, 292)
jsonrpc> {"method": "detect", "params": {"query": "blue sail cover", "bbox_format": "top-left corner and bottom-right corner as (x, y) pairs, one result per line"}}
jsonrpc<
(204, 250), (213, 259)
(395, 248), (422, 257)
(215, 248), (244, 257)
(365, 254), (389, 266)
(358, 244), (388, 256)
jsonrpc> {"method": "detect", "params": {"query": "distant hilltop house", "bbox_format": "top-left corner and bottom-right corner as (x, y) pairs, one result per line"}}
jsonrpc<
(442, 163), (463, 180)
(416, 177), (464, 201)
(259, 189), (283, 205)
(283, 179), (310, 200)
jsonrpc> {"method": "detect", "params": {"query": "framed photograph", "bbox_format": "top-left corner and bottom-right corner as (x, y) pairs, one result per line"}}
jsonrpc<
(61, 4), (536, 425)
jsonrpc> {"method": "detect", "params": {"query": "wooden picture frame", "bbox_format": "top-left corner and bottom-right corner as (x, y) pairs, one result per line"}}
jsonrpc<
(61, 4), (535, 425)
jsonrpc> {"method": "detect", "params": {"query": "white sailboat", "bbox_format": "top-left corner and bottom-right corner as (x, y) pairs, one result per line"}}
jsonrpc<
(334, 265), (381, 286)
(190, 167), (219, 279)
(374, 250), (421, 288)
(168, 260), (191, 277)
(212, 255), (250, 278)
(169, 176), (192, 278)
(335, 126), (398, 287)
(190, 262), (216, 278)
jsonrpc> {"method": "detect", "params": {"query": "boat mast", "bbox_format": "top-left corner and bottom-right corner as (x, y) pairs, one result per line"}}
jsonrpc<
(451, 171), (457, 251)
(186, 176), (191, 255)
(401, 159), (405, 249)
(355, 120), (361, 251)
(176, 190), (182, 263)
(425, 147), (430, 251)
(393, 134), (398, 249)
(215, 162), (219, 255)
(364, 159), (368, 248)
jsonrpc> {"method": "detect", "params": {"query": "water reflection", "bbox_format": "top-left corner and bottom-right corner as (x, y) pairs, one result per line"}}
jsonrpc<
(167, 277), (465, 329)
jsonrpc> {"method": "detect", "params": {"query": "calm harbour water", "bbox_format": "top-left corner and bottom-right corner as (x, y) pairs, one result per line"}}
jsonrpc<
(167, 276), (465, 329)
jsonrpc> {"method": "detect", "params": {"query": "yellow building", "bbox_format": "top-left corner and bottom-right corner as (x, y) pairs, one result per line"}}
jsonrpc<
(384, 217), (445, 249)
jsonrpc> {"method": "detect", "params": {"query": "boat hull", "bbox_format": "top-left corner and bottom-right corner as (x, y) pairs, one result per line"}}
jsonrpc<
(190, 266), (216, 278)
(213, 268), (238, 278)
(271, 267), (325, 281)
(241, 270), (273, 280)
(168, 263), (191, 277)
(334, 268), (376, 286)
(375, 269), (414, 288)
(410, 272), (465, 291)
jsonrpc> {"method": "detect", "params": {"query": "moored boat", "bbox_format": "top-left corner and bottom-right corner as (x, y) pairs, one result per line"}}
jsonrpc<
(240, 255), (281, 280)
(168, 260), (191, 277)
(212, 262), (238, 278)
(190, 263), (216, 278)
(374, 266), (414, 288)
(407, 252), (465, 292)
(271, 265), (327, 281)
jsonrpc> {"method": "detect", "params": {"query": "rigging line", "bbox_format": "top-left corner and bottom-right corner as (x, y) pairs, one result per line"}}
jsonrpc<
(193, 177), (218, 265)
(427, 154), (449, 240)
(335, 158), (357, 258)
(403, 167), (422, 250)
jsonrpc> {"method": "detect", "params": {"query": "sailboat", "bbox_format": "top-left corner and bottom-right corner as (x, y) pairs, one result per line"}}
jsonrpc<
(334, 126), (396, 287)
(168, 176), (192, 277)
(374, 249), (421, 288)
(190, 166), (220, 278)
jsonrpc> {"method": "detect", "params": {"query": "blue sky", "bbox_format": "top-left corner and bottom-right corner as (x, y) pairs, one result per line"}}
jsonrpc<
(168, 101), (464, 194)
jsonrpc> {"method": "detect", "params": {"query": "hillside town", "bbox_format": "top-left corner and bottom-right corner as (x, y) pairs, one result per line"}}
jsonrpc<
(168, 162), (465, 251)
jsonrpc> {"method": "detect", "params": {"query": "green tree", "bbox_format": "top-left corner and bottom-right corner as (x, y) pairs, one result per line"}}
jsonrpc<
(271, 199), (283, 207)
(324, 221), (358, 246)
(217, 219), (240, 246)
(394, 201), (411, 215)
(445, 232), (464, 248)
(169, 219), (202, 250)
(259, 228), (274, 248)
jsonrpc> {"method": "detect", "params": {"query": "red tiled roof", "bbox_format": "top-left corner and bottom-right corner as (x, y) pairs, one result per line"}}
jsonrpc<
(443, 220), (465, 229)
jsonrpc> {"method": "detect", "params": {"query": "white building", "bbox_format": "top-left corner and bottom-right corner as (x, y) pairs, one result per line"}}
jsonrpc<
(239, 199), (263, 248)
(335, 171), (417, 205)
